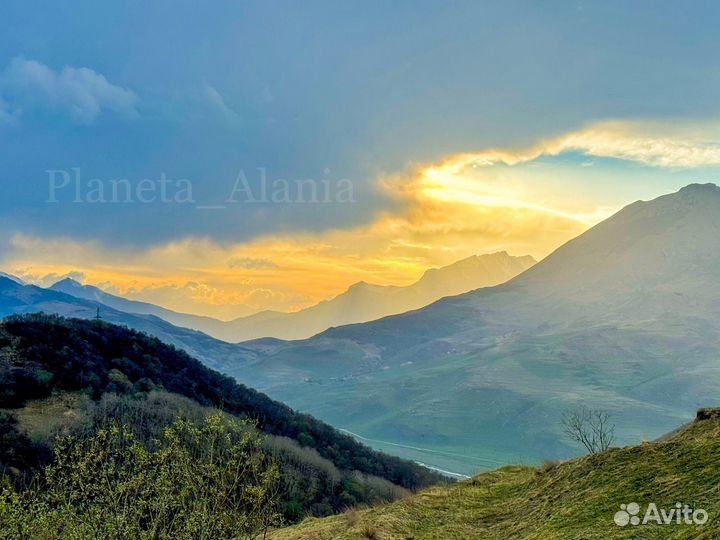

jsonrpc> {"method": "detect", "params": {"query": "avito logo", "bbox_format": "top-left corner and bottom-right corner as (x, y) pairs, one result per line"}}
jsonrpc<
(614, 502), (708, 527)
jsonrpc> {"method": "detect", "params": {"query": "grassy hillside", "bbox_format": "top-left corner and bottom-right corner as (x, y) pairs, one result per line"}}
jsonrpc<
(273, 409), (720, 539)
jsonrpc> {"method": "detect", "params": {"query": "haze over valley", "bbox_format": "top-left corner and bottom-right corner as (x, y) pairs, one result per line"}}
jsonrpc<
(3, 5), (720, 537)
(4, 185), (720, 476)
(47, 251), (535, 342)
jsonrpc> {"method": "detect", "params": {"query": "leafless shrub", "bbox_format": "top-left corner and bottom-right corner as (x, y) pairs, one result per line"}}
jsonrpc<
(561, 406), (616, 454)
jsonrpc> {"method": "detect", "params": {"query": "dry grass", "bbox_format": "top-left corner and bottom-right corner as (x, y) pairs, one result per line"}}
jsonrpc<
(344, 508), (360, 527)
(360, 523), (378, 540)
(271, 410), (720, 539)
(538, 459), (561, 474)
(3, 392), (90, 443)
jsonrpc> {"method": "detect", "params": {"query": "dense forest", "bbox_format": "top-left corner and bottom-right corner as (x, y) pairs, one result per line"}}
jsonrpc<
(0, 314), (445, 536)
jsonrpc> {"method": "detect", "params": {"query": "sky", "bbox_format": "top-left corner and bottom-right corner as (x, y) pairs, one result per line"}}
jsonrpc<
(2, 1), (720, 319)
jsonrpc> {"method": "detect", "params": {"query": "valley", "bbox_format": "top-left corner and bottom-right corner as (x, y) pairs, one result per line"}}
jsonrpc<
(3, 185), (720, 479)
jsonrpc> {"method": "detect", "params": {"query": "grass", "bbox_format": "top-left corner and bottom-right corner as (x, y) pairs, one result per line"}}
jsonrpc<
(237, 331), (697, 477)
(3, 392), (90, 443)
(271, 409), (720, 539)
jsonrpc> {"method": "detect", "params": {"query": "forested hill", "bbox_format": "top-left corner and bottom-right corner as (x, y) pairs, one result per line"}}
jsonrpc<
(0, 313), (443, 490)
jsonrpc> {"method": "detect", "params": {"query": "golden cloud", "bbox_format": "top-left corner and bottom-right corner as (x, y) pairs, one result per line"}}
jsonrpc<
(9, 118), (717, 317)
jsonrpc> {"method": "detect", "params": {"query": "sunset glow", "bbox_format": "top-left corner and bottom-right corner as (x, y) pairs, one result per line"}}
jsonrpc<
(7, 118), (720, 317)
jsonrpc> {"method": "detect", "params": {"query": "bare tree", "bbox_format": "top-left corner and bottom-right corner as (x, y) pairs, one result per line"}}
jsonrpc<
(561, 406), (616, 454)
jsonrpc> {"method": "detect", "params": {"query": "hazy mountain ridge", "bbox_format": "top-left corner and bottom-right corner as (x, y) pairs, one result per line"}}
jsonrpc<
(50, 251), (535, 342)
(0, 272), (24, 284)
(5, 185), (719, 476)
(227, 184), (720, 475)
(49, 277), (243, 336)
(0, 277), (256, 371)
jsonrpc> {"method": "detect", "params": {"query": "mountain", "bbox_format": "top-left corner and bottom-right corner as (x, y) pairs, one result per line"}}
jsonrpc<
(237, 251), (534, 342)
(227, 184), (720, 476)
(273, 408), (720, 540)
(0, 272), (24, 285)
(0, 314), (444, 525)
(50, 251), (535, 343)
(48, 277), (241, 337)
(0, 276), (255, 371)
(409, 251), (536, 300)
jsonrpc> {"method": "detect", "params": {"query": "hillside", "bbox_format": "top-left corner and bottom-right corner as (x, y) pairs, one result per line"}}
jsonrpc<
(0, 273), (23, 285)
(49, 251), (534, 342)
(49, 277), (237, 338)
(0, 314), (445, 520)
(229, 184), (720, 475)
(0, 277), (257, 371)
(273, 408), (720, 540)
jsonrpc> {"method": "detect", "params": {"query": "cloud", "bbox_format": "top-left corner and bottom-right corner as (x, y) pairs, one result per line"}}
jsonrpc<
(119, 281), (300, 318)
(1, 57), (139, 124)
(548, 121), (720, 168)
(227, 257), (278, 270)
(13, 269), (87, 288)
(0, 96), (17, 124)
(203, 82), (240, 121)
(5, 118), (718, 317)
(97, 278), (308, 320)
(427, 120), (720, 171)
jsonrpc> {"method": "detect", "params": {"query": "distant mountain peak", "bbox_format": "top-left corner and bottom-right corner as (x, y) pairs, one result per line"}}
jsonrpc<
(420, 251), (536, 280)
(0, 272), (24, 285)
(53, 277), (84, 288)
(678, 182), (719, 194)
(346, 280), (390, 294)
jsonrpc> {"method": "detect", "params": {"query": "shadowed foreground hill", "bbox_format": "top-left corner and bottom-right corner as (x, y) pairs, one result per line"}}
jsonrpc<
(273, 409), (720, 540)
(0, 314), (445, 522)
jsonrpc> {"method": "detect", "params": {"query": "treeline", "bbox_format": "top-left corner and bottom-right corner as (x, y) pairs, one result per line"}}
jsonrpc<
(0, 314), (445, 523)
(84, 391), (408, 520)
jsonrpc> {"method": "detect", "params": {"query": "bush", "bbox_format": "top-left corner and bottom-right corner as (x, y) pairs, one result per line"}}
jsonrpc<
(0, 412), (281, 540)
(0, 412), (36, 471)
(0, 314), (445, 491)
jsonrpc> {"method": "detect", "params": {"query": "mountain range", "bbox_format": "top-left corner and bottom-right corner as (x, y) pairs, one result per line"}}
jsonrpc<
(0, 272), (24, 284)
(3, 184), (720, 477)
(51, 251), (534, 342)
(222, 183), (720, 475)
(0, 277), (255, 371)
